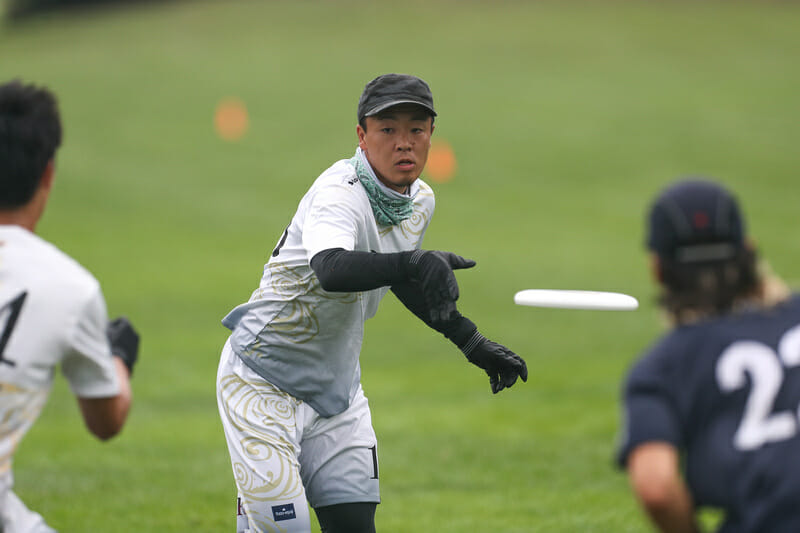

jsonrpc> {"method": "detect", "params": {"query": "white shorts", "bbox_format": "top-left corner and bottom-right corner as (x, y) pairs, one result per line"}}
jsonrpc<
(0, 489), (56, 533)
(216, 341), (379, 533)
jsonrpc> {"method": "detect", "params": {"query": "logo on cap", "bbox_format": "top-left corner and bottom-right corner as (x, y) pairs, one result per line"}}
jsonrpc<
(692, 211), (710, 229)
(647, 178), (745, 262)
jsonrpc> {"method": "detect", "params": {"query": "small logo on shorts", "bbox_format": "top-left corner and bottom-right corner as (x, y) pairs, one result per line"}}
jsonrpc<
(272, 503), (296, 522)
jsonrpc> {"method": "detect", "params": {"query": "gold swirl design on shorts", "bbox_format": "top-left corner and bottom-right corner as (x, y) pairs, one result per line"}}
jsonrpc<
(219, 373), (303, 532)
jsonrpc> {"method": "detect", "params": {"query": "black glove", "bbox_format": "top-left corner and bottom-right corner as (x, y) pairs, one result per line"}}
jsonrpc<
(461, 331), (527, 394)
(107, 316), (139, 375)
(407, 250), (476, 323)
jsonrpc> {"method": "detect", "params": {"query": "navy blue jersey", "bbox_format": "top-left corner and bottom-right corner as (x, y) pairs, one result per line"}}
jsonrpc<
(617, 294), (800, 533)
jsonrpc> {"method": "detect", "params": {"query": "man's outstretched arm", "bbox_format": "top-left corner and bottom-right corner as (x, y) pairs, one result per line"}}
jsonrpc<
(310, 247), (475, 322)
(391, 281), (528, 394)
(311, 247), (526, 392)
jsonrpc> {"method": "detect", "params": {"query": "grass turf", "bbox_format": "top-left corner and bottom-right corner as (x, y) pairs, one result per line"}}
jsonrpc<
(2, 0), (799, 530)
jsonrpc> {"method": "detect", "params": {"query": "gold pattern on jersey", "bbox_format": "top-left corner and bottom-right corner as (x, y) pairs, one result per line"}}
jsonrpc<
(258, 299), (321, 345)
(262, 264), (319, 300)
(0, 384), (48, 475)
(262, 263), (357, 302)
(241, 264), (359, 349)
(378, 184), (433, 241)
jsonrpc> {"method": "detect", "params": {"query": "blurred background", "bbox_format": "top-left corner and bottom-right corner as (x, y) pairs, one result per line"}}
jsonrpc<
(2, 0), (798, 531)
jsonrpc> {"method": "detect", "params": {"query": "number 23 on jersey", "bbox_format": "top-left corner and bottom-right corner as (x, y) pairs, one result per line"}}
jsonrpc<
(716, 323), (800, 451)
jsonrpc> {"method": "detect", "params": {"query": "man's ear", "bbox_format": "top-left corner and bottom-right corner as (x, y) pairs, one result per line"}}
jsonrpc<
(356, 124), (367, 151)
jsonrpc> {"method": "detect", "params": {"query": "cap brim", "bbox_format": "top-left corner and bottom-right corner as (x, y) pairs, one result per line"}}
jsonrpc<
(364, 99), (437, 118)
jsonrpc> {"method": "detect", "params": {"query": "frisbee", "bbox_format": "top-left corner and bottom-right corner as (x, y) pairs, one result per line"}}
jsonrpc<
(514, 289), (639, 311)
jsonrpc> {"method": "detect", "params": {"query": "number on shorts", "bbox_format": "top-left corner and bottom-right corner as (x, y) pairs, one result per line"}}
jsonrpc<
(369, 445), (379, 480)
(0, 291), (27, 367)
(716, 323), (800, 451)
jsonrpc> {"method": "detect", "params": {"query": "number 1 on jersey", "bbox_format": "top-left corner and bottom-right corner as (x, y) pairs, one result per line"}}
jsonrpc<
(0, 291), (28, 367)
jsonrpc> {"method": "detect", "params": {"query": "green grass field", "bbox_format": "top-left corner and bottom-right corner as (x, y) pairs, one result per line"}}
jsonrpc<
(2, 0), (799, 531)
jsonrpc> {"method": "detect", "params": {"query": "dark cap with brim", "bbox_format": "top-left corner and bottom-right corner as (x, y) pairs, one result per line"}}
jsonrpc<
(357, 73), (436, 122)
(647, 178), (746, 262)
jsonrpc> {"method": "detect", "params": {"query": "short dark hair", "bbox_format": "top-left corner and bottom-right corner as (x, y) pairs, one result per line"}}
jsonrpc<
(0, 80), (62, 209)
(658, 248), (760, 323)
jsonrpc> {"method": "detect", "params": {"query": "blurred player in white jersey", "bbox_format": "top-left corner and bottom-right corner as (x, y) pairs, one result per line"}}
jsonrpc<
(0, 80), (140, 533)
(216, 73), (528, 533)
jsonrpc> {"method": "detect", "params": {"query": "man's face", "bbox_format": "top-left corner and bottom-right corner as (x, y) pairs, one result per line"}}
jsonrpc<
(356, 104), (434, 193)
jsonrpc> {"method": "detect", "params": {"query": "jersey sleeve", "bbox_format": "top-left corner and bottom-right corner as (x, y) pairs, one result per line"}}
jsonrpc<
(302, 183), (363, 260)
(61, 286), (120, 398)
(616, 354), (683, 468)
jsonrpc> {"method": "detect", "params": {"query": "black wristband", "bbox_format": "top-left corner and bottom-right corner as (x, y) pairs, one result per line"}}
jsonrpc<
(440, 316), (479, 350)
(458, 330), (486, 357)
(390, 280), (478, 348)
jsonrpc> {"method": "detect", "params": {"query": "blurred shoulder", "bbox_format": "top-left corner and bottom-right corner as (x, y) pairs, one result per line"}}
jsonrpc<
(0, 226), (100, 294)
(628, 327), (702, 384)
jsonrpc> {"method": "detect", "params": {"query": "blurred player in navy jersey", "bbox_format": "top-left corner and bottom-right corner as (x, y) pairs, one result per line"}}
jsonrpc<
(0, 79), (139, 533)
(617, 178), (800, 533)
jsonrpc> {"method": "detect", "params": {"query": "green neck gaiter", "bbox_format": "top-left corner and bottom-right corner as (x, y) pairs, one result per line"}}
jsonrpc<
(350, 148), (415, 226)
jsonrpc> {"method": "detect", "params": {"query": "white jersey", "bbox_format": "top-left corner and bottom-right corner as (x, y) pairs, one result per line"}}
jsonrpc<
(223, 150), (435, 417)
(0, 225), (119, 494)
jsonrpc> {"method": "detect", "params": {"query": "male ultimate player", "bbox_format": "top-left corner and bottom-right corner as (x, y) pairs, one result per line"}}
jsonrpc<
(617, 178), (800, 532)
(216, 73), (528, 533)
(0, 80), (140, 532)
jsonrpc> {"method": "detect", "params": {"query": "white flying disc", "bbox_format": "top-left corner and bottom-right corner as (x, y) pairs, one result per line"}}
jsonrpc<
(514, 289), (639, 311)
